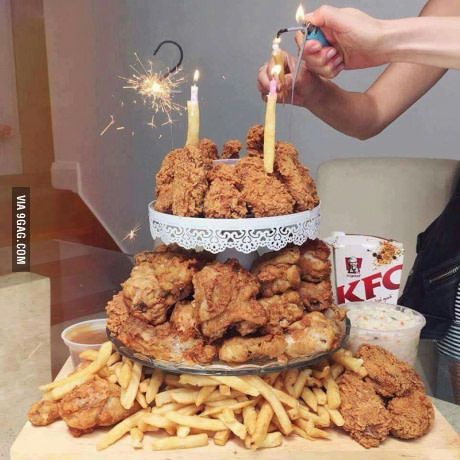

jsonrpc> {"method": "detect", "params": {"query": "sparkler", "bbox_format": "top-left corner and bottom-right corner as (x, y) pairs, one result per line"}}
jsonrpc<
(122, 223), (142, 242)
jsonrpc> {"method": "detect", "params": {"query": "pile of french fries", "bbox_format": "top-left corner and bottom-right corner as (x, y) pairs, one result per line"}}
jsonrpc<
(38, 342), (368, 451)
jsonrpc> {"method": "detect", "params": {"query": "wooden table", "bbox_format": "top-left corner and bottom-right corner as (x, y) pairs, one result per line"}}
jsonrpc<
(11, 359), (460, 460)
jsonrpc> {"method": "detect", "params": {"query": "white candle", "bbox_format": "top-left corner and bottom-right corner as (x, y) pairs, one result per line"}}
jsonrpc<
(186, 69), (200, 147)
(263, 65), (281, 173)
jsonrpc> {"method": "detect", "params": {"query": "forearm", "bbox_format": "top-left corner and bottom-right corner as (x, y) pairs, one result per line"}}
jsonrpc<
(381, 17), (460, 69)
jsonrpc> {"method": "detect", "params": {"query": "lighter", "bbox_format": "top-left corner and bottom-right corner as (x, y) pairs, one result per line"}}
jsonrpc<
(276, 23), (330, 48)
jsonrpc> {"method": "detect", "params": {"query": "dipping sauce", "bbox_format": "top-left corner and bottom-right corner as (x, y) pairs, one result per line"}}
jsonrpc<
(66, 326), (108, 344)
(346, 302), (425, 365)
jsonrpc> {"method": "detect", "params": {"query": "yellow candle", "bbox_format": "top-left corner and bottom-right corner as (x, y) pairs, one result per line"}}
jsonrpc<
(185, 70), (200, 147)
(272, 37), (285, 93)
(263, 65), (281, 173)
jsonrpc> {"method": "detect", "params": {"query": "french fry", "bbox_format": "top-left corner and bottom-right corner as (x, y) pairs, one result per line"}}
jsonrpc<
(219, 385), (231, 396)
(356, 366), (369, 378)
(242, 405), (257, 436)
(142, 413), (176, 430)
(312, 365), (330, 380)
(98, 367), (111, 378)
(327, 407), (345, 426)
(298, 405), (321, 423)
(137, 420), (159, 433)
(284, 369), (299, 396)
(325, 377), (341, 410)
(180, 375), (217, 387)
(297, 418), (330, 439)
(250, 401), (273, 449)
(272, 388), (299, 409)
(40, 341), (112, 392)
(292, 424), (314, 440)
(205, 398), (239, 408)
(136, 390), (148, 409)
(332, 349), (363, 372)
(264, 372), (280, 386)
(121, 362), (142, 409)
(301, 387), (318, 412)
(108, 374), (118, 384)
(146, 369), (163, 404)
(177, 405), (202, 416)
(151, 433), (208, 451)
(151, 402), (184, 415)
(292, 369), (312, 399)
(177, 426), (191, 438)
(312, 387), (327, 406)
(330, 363), (344, 380)
(201, 397), (258, 417)
(317, 406), (331, 427)
(218, 409), (247, 440)
(130, 427), (144, 448)
(119, 358), (132, 390)
(139, 379), (149, 393)
(260, 431), (283, 448)
(211, 376), (259, 397)
(214, 430), (231, 446)
(165, 374), (181, 387)
(79, 350), (98, 361)
(96, 409), (148, 450)
(195, 385), (216, 406)
(165, 413), (226, 431)
(245, 376), (292, 435)
(287, 407), (300, 420)
(107, 351), (121, 367)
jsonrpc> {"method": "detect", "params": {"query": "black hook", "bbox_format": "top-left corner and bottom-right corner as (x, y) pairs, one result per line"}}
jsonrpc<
(153, 40), (184, 79)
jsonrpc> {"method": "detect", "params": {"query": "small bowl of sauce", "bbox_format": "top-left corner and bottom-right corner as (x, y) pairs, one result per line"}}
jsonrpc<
(61, 318), (108, 366)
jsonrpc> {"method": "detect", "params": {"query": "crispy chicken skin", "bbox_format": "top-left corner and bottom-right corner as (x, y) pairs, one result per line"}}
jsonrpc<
(122, 251), (199, 325)
(357, 344), (425, 398)
(106, 291), (130, 336)
(251, 246), (301, 297)
(274, 141), (319, 212)
(198, 138), (218, 160)
(28, 399), (60, 426)
(299, 239), (332, 282)
(246, 124), (264, 155)
(170, 301), (198, 339)
(299, 280), (333, 311)
(204, 164), (247, 218)
(235, 156), (294, 217)
(58, 376), (140, 437)
(136, 244), (214, 268)
(219, 334), (286, 363)
(118, 316), (216, 363)
(388, 390), (434, 440)
(192, 259), (267, 340)
(221, 139), (242, 159)
(337, 371), (391, 448)
(284, 312), (341, 358)
(171, 145), (212, 216)
(260, 291), (304, 334)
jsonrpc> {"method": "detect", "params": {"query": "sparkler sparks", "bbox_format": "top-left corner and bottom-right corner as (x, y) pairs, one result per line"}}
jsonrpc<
(100, 115), (115, 136)
(122, 223), (142, 242)
(120, 53), (185, 126)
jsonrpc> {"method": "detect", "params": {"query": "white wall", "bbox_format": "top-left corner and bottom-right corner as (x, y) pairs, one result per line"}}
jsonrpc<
(44, 0), (460, 253)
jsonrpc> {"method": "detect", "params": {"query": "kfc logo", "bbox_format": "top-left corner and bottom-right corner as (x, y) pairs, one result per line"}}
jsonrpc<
(346, 256), (362, 275)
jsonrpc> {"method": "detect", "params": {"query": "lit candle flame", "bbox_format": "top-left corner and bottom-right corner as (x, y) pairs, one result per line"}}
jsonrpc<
(296, 4), (305, 25)
(193, 69), (200, 83)
(271, 64), (282, 79)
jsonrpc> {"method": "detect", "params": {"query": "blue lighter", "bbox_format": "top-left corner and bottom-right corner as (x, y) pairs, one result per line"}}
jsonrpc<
(276, 23), (330, 48)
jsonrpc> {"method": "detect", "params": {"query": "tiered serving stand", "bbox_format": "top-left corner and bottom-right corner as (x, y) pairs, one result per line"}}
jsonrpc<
(109, 167), (350, 375)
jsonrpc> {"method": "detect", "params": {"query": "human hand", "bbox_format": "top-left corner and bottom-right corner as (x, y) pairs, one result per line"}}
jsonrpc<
(301, 5), (387, 70)
(0, 124), (12, 139)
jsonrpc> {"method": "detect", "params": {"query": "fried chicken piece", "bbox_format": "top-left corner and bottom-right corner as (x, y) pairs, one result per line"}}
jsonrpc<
(259, 291), (304, 334)
(337, 371), (391, 448)
(117, 316), (216, 363)
(58, 376), (140, 437)
(221, 139), (242, 159)
(154, 147), (184, 213)
(298, 280), (333, 311)
(251, 246), (301, 297)
(274, 141), (319, 211)
(284, 311), (342, 358)
(219, 334), (286, 363)
(298, 239), (332, 282)
(199, 138), (218, 160)
(203, 164), (247, 218)
(136, 244), (214, 268)
(122, 251), (199, 325)
(170, 300), (198, 339)
(357, 344), (425, 398)
(28, 399), (60, 426)
(235, 156), (294, 217)
(246, 124), (264, 156)
(172, 145), (212, 216)
(106, 291), (130, 336)
(388, 390), (434, 440)
(192, 259), (267, 340)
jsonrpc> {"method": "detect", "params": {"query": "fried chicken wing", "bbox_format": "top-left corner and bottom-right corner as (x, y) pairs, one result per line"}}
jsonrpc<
(219, 334), (286, 363)
(299, 239), (332, 282)
(58, 376), (140, 437)
(251, 246), (301, 297)
(298, 280), (333, 311)
(246, 124), (264, 156)
(221, 139), (242, 159)
(106, 291), (130, 336)
(337, 371), (391, 448)
(388, 390), (434, 440)
(170, 300), (198, 338)
(28, 399), (60, 426)
(122, 251), (199, 325)
(235, 156), (294, 217)
(357, 344), (425, 398)
(118, 316), (216, 363)
(260, 291), (304, 334)
(192, 259), (267, 340)
(284, 312), (342, 358)
(171, 145), (212, 216)
(199, 138), (218, 160)
(274, 141), (319, 212)
(203, 164), (247, 218)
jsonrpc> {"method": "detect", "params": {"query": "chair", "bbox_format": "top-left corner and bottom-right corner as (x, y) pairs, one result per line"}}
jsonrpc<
(317, 157), (460, 289)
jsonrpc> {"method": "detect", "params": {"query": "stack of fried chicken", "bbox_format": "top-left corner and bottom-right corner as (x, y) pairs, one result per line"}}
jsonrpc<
(106, 240), (344, 365)
(154, 125), (319, 218)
